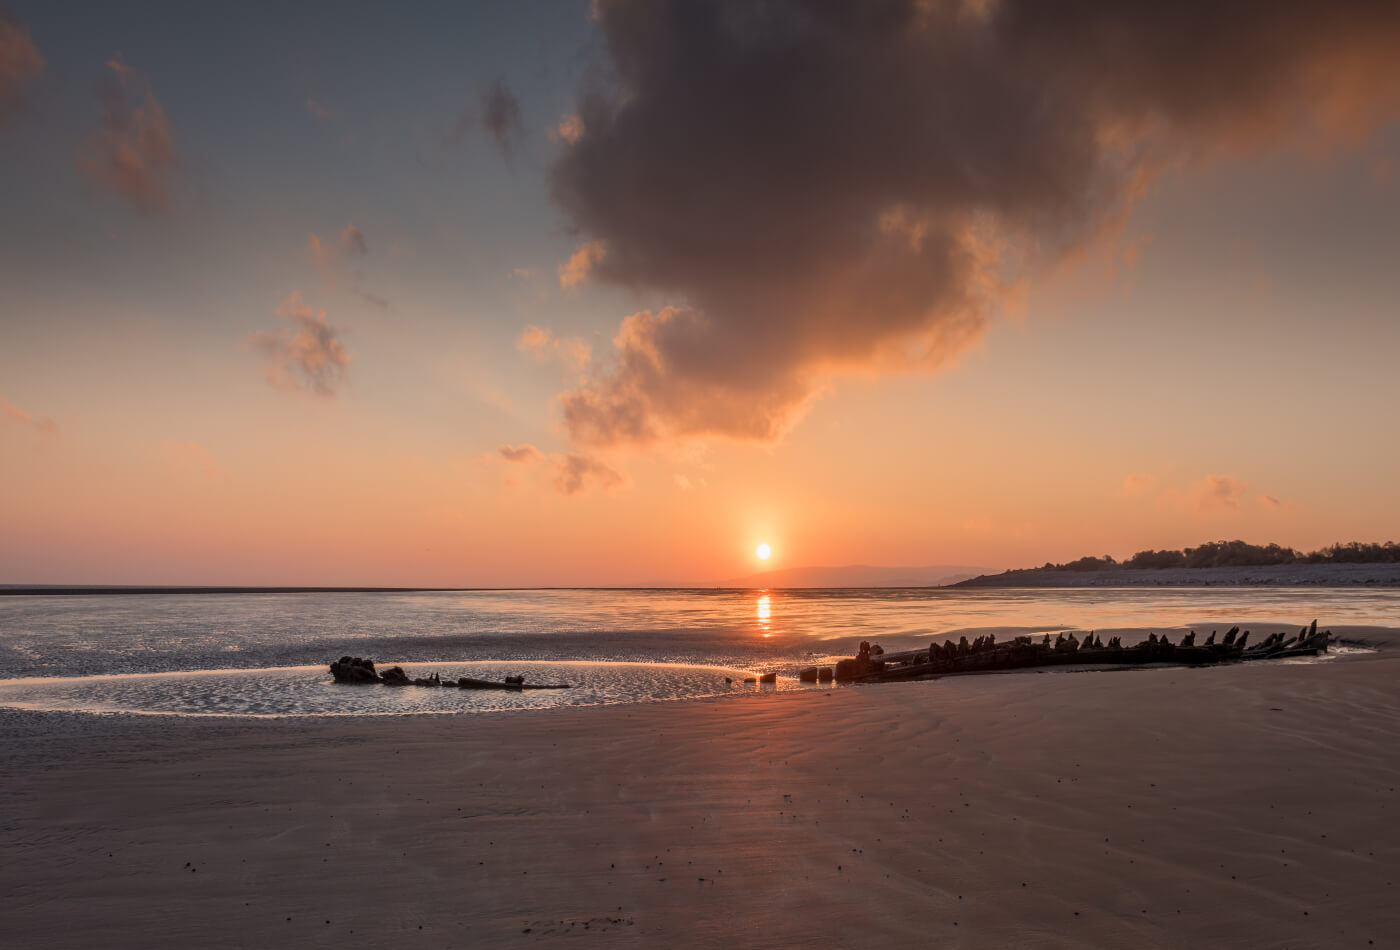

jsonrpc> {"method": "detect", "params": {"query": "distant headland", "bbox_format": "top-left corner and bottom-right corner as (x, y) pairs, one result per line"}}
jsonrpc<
(955, 540), (1400, 588)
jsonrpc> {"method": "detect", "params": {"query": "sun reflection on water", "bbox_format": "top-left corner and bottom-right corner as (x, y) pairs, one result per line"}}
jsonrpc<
(757, 593), (771, 635)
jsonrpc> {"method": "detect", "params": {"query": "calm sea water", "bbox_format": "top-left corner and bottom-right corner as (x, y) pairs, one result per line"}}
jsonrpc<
(0, 587), (1393, 717)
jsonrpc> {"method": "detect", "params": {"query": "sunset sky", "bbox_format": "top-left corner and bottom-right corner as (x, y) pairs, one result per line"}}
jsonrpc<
(3, 1), (1399, 586)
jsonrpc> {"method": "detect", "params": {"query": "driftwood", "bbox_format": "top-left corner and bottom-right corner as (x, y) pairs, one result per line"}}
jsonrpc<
(329, 657), (571, 690)
(835, 622), (1334, 683)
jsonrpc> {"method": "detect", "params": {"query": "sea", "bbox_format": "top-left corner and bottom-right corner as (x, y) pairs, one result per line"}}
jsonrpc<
(0, 587), (1394, 718)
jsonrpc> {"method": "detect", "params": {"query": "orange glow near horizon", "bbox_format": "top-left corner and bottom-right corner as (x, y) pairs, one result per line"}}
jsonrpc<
(2, 6), (1400, 588)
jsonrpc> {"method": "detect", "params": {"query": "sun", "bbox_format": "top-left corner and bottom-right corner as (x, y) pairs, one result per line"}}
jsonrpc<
(755, 542), (772, 560)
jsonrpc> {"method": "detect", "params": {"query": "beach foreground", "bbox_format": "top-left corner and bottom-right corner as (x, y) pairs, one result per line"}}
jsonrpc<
(3, 629), (1397, 949)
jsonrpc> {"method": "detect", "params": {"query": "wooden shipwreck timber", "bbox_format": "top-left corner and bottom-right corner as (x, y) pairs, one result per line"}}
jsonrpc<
(826, 620), (1335, 684)
(329, 656), (571, 692)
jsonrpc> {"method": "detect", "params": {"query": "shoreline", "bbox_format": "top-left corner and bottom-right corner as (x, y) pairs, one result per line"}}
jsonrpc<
(2, 628), (1396, 948)
(9, 567), (1400, 597)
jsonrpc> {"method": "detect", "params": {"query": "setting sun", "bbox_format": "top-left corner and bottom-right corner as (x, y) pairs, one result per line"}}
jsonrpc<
(755, 543), (772, 560)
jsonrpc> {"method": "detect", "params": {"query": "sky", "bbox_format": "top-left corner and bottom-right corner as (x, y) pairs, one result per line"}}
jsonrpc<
(2, 0), (1399, 586)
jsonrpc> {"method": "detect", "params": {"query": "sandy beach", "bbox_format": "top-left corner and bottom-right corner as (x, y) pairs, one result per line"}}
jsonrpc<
(2, 628), (1397, 949)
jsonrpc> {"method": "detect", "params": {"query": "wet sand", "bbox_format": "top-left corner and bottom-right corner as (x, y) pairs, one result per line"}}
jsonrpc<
(2, 628), (1397, 948)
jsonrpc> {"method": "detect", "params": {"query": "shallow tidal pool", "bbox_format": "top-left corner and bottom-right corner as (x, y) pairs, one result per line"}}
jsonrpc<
(0, 660), (832, 718)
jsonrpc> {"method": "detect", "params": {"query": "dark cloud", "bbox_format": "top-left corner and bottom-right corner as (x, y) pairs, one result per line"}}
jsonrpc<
(551, 0), (1400, 446)
(0, 11), (43, 128)
(481, 78), (523, 160)
(76, 55), (177, 214)
(248, 292), (351, 396)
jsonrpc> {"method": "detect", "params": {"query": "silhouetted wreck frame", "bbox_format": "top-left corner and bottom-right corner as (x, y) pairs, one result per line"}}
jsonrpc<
(834, 621), (1334, 683)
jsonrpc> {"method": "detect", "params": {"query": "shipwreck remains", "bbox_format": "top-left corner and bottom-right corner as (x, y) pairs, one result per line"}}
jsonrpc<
(329, 657), (571, 691)
(833, 621), (1335, 683)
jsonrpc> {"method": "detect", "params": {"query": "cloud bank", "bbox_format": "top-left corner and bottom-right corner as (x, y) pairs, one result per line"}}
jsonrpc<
(77, 55), (177, 214)
(551, 0), (1400, 447)
(248, 292), (351, 396)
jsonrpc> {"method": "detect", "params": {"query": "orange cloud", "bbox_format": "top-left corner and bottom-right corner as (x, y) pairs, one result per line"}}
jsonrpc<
(0, 12), (44, 128)
(1, 395), (56, 435)
(558, 240), (606, 289)
(560, 306), (821, 446)
(247, 292), (351, 396)
(76, 54), (176, 214)
(551, 113), (584, 145)
(305, 98), (329, 119)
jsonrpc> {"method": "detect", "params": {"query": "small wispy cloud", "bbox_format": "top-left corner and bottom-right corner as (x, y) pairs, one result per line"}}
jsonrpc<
(0, 12), (44, 129)
(77, 54), (176, 214)
(1, 395), (57, 435)
(481, 79), (523, 161)
(1121, 473), (1157, 497)
(494, 443), (622, 496)
(1190, 474), (1250, 512)
(305, 97), (330, 119)
(553, 452), (622, 496)
(161, 439), (218, 477)
(247, 291), (351, 396)
(516, 324), (590, 369)
(498, 444), (543, 463)
(308, 224), (391, 311)
(308, 224), (367, 272)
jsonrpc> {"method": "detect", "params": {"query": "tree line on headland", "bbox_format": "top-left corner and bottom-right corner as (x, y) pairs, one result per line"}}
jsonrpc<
(1027, 540), (1400, 573)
